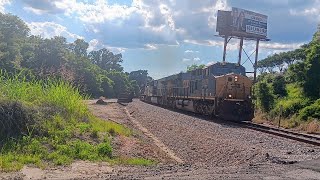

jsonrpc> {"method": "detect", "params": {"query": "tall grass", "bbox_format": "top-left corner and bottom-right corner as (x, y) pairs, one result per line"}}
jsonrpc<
(0, 71), (89, 117)
(0, 71), (140, 172)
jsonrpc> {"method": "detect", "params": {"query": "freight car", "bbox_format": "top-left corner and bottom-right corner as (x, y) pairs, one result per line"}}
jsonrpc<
(140, 62), (254, 121)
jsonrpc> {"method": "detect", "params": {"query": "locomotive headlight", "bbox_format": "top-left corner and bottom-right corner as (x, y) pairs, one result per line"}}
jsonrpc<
(235, 76), (238, 82)
(228, 94), (232, 98)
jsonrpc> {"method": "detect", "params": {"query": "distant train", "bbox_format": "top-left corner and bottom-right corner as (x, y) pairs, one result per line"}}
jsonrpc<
(140, 62), (254, 121)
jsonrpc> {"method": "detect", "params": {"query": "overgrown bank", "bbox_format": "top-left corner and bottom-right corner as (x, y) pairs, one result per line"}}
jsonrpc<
(254, 30), (320, 133)
(0, 72), (153, 172)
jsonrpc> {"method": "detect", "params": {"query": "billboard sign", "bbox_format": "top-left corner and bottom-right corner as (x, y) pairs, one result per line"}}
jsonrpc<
(216, 10), (232, 35)
(231, 7), (268, 37)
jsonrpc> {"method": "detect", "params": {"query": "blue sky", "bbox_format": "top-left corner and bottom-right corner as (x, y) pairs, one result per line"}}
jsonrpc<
(1, 0), (319, 79)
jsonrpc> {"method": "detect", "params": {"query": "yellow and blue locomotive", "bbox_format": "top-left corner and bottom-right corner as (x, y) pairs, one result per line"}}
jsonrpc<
(140, 62), (254, 121)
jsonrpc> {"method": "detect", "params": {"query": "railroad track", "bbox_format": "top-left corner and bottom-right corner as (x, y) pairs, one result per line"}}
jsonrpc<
(140, 100), (320, 146)
(238, 121), (320, 146)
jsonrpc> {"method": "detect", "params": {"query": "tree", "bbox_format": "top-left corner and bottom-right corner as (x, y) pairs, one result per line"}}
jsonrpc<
(187, 64), (205, 72)
(68, 39), (89, 58)
(107, 71), (132, 97)
(255, 81), (274, 112)
(272, 75), (287, 97)
(0, 13), (30, 72)
(24, 36), (68, 77)
(303, 43), (320, 98)
(129, 70), (148, 87)
(89, 48), (123, 72)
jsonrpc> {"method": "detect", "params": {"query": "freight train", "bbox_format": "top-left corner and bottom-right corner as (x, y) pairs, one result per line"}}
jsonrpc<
(140, 62), (254, 121)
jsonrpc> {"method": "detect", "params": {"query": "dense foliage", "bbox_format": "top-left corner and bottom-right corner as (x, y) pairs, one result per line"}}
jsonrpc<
(0, 13), (152, 98)
(254, 29), (320, 131)
(187, 64), (206, 72)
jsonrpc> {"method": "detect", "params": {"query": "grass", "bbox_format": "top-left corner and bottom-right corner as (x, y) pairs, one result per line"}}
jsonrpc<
(90, 116), (132, 137)
(0, 71), (144, 172)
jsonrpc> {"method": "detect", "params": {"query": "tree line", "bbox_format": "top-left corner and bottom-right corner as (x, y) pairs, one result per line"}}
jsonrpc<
(257, 45), (307, 73)
(0, 13), (152, 98)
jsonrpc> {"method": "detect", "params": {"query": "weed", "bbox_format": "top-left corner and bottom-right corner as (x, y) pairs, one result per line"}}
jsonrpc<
(305, 120), (320, 133)
(90, 117), (131, 136)
(77, 123), (92, 134)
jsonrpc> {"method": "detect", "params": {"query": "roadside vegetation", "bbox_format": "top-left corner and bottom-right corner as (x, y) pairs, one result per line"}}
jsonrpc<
(254, 29), (320, 133)
(0, 72), (136, 171)
(0, 13), (154, 172)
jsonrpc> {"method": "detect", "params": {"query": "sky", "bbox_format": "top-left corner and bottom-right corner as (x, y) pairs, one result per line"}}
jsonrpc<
(1, 0), (319, 79)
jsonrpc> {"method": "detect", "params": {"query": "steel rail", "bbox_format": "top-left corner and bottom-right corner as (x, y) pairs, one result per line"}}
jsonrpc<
(238, 121), (320, 146)
(140, 99), (320, 146)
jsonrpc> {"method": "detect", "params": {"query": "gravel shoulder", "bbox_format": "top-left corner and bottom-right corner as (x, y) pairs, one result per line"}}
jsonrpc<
(2, 99), (320, 180)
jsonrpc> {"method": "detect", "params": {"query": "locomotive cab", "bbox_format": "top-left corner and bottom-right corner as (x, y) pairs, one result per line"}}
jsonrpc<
(215, 73), (254, 121)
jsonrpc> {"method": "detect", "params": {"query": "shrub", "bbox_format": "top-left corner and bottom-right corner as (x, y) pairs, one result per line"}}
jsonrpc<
(272, 75), (287, 97)
(97, 142), (112, 158)
(255, 81), (274, 112)
(274, 98), (310, 118)
(299, 99), (320, 120)
(0, 100), (37, 140)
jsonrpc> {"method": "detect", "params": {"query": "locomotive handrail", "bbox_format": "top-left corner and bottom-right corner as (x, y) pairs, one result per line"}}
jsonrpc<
(217, 84), (227, 97)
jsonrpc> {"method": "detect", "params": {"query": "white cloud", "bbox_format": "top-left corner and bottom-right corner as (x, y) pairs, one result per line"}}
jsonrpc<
(88, 39), (126, 53)
(182, 58), (191, 62)
(193, 57), (200, 61)
(0, 0), (10, 13)
(289, 0), (320, 21)
(88, 39), (99, 52)
(182, 57), (201, 63)
(24, 6), (46, 15)
(22, 0), (229, 49)
(184, 50), (199, 53)
(144, 44), (158, 50)
(260, 42), (303, 50)
(183, 39), (222, 46)
(27, 21), (83, 40)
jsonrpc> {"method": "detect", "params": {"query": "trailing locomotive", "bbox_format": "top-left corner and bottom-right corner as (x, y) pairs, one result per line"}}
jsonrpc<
(140, 62), (254, 121)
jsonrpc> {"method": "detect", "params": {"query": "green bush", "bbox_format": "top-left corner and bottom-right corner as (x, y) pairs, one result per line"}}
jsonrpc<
(272, 75), (287, 97)
(255, 81), (274, 112)
(97, 142), (113, 158)
(299, 99), (320, 120)
(0, 100), (36, 139)
(274, 97), (310, 118)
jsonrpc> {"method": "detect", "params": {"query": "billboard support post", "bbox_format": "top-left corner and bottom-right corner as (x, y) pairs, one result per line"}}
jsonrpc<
(222, 36), (228, 63)
(254, 39), (260, 82)
(216, 7), (269, 82)
(238, 37), (244, 65)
